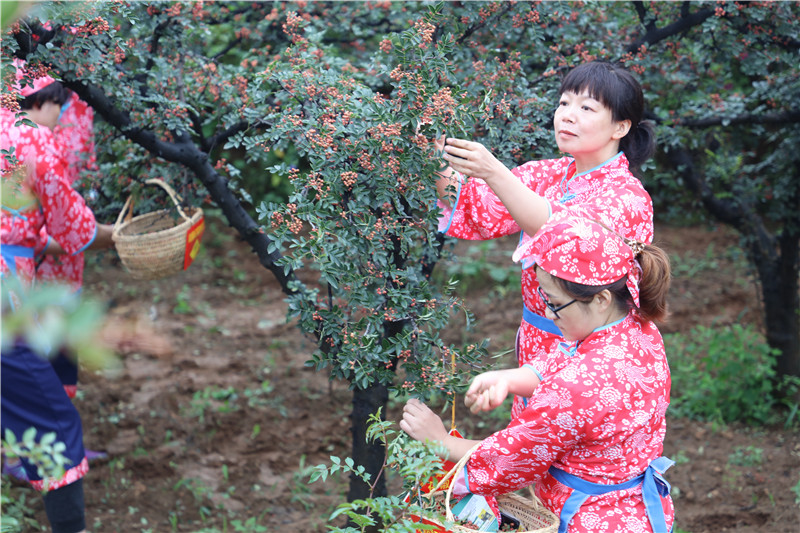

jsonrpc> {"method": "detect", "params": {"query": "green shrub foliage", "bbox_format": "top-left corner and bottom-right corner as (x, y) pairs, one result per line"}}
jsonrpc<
(666, 324), (781, 425)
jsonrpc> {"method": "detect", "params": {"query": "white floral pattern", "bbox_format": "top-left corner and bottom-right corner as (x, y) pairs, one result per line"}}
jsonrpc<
(1, 108), (97, 287)
(440, 153), (654, 418)
(465, 315), (673, 532)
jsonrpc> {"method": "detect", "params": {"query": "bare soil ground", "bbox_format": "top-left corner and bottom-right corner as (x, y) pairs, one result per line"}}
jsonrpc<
(6, 218), (800, 532)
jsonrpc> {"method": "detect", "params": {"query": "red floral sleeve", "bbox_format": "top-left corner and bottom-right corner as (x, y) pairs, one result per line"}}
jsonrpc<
(31, 146), (97, 256)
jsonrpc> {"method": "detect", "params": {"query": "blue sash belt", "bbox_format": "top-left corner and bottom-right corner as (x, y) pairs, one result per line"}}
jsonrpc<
(522, 305), (562, 336)
(549, 456), (674, 533)
(1, 244), (34, 277)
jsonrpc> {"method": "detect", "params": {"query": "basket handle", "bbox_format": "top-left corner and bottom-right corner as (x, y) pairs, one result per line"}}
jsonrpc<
(436, 445), (548, 525)
(422, 443), (551, 529)
(145, 178), (191, 221)
(114, 194), (135, 232)
(113, 178), (191, 231)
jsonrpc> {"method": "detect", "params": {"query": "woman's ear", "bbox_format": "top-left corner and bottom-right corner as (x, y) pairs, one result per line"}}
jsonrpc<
(613, 119), (631, 140)
(594, 289), (614, 311)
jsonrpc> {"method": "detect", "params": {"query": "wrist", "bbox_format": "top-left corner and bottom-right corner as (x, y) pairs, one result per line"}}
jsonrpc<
(485, 166), (514, 186)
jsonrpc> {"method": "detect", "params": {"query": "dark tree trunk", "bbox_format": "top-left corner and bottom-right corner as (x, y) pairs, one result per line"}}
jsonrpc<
(347, 382), (389, 532)
(757, 214), (800, 380)
(345, 315), (406, 528)
(667, 147), (800, 382)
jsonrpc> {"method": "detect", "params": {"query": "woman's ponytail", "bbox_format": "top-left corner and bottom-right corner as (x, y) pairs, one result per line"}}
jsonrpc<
(621, 120), (656, 176)
(635, 244), (671, 323)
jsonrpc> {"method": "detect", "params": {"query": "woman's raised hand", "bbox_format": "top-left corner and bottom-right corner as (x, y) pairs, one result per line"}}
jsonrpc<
(464, 371), (511, 414)
(441, 137), (507, 183)
(399, 398), (448, 444)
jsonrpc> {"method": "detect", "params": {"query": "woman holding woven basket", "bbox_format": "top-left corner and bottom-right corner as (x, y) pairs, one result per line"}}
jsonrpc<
(1, 63), (114, 533)
(401, 212), (674, 533)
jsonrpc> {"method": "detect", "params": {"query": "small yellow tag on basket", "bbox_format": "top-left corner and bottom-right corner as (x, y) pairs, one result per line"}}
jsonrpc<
(184, 216), (205, 269)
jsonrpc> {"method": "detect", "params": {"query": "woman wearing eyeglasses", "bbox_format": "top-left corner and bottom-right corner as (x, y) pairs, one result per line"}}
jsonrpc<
(401, 213), (674, 533)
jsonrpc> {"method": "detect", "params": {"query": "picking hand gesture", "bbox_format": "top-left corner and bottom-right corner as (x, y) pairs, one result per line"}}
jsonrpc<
(399, 398), (448, 444)
(441, 137), (508, 183)
(464, 371), (511, 414)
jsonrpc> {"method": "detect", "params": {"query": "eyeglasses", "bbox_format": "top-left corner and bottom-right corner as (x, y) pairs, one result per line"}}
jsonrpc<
(537, 286), (578, 319)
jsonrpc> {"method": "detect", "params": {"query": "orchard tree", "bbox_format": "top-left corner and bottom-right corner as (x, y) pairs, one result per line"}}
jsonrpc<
(3, 0), (799, 509)
(2, 0), (496, 506)
(635, 2), (800, 381)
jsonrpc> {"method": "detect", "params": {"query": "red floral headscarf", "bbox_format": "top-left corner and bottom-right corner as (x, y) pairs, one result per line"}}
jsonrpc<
(514, 212), (643, 306)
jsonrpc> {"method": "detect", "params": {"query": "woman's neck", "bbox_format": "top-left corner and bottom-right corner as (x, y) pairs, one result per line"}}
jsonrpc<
(593, 306), (628, 333)
(571, 145), (621, 175)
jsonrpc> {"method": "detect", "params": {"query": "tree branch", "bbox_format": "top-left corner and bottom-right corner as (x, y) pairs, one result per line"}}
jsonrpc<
(665, 145), (779, 275)
(205, 121), (251, 154)
(13, 19), (57, 56)
(676, 109), (800, 128)
(457, 2), (517, 45)
(60, 79), (302, 297)
(631, 1), (656, 33)
(626, 4), (714, 52)
(664, 146), (743, 229)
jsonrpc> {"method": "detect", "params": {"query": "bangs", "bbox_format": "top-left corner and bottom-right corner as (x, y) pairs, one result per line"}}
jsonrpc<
(559, 63), (625, 120)
(20, 81), (71, 110)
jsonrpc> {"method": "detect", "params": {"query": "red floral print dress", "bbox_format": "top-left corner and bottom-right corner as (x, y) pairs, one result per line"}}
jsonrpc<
(0, 108), (97, 287)
(35, 93), (98, 292)
(462, 315), (674, 533)
(439, 152), (654, 418)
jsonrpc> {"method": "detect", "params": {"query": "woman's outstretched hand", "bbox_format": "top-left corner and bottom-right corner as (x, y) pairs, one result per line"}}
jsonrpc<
(399, 398), (448, 444)
(438, 137), (551, 238)
(441, 137), (508, 183)
(464, 371), (511, 414)
(465, 367), (541, 413)
(400, 398), (482, 462)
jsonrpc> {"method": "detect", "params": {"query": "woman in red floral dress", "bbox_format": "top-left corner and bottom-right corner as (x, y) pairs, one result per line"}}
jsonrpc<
(36, 91), (98, 295)
(402, 213), (674, 533)
(435, 61), (656, 420)
(1, 64), (113, 533)
(32, 90), (107, 410)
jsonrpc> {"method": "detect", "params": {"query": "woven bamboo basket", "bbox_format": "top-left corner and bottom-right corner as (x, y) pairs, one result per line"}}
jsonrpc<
(113, 178), (204, 280)
(415, 444), (559, 533)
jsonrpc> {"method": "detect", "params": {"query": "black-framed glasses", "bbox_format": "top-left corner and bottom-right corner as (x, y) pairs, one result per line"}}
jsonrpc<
(537, 286), (578, 319)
